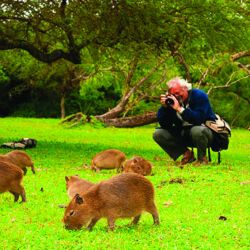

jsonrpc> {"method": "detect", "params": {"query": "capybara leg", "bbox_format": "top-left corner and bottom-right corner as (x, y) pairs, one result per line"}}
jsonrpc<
(152, 213), (160, 225)
(131, 215), (141, 225)
(23, 167), (27, 175)
(20, 188), (26, 202)
(146, 203), (160, 225)
(31, 164), (35, 174)
(87, 217), (100, 231)
(10, 192), (19, 202)
(11, 185), (26, 202)
(107, 217), (116, 231)
(91, 166), (99, 172)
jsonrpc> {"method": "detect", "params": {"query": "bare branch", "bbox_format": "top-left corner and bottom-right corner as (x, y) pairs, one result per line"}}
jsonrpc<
(96, 112), (157, 127)
(197, 57), (215, 88)
(207, 75), (249, 95)
(125, 55), (139, 87)
(96, 56), (167, 119)
(231, 50), (250, 61)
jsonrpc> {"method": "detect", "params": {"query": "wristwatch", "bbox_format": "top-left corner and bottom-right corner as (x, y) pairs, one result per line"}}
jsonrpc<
(178, 107), (185, 114)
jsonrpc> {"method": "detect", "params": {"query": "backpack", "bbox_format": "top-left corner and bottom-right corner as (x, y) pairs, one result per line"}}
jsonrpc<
(205, 115), (231, 164)
(205, 114), (231, 152)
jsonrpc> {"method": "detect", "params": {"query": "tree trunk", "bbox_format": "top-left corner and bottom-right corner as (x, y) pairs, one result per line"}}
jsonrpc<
(60, 95), (65, 119)
(96, 112), (157, 128)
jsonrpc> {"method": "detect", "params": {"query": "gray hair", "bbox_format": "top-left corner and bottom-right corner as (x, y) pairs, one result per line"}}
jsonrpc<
(167, 77), (192, 90)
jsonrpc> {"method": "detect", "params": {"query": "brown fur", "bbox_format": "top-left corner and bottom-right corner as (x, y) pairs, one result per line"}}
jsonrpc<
(0, 150), (35, 175)
(65, 175), (95, 199)
(91, 149), (126, 172)
(63, 173), (159, 231)
(0, 160), (26, 202)
(122, 156), (152, 176)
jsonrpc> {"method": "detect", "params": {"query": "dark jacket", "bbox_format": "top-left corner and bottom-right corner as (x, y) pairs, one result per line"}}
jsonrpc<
(157, 88), (216, 134)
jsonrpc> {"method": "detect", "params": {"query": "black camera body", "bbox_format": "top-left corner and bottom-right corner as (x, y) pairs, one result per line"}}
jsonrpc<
(165, 97), (174, 106)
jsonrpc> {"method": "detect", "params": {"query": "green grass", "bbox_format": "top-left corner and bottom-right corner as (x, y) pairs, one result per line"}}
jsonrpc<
(0, 117), (249, 250)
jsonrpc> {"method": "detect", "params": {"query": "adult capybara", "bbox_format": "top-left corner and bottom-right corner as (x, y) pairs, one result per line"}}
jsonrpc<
(91, 149), (126, 172)
(65, 175), (94, 199)
(0, 150), (35, 175)
(122, 156), (152, 176)
(63, 173), (159, 231)
(0, 160), (26, 202)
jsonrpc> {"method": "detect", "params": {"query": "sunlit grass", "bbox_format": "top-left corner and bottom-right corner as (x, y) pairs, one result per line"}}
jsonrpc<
(0, 118), (249, 249)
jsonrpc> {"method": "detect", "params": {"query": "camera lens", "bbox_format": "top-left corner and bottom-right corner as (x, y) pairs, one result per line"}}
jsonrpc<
(165, 98), (174, 106)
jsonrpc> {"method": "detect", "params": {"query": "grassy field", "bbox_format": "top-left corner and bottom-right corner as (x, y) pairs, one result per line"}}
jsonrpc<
(0, 117), (249, 250)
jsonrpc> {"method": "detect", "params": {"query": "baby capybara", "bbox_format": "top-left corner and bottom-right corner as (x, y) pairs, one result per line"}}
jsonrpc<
(65, 175), (94, 199)
(0, 150), (35, 175)
(0, 160), (26, 202)
(122, 156), (152, 176)
(63, 173), (159, 231)
(91, 149), (126, 172)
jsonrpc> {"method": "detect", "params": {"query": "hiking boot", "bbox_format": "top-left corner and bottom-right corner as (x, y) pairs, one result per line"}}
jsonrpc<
(181, 149), (196, 165)
(193, 156), (209, 166)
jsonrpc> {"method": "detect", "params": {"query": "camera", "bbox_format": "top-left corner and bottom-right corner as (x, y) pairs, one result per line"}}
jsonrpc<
(165, 97), (174, 106)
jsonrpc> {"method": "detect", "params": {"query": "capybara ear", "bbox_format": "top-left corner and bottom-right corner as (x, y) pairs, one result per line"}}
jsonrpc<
(75, 194), (84, 205)
(133, 158), (139, 163)
(65, 176), (69, 182)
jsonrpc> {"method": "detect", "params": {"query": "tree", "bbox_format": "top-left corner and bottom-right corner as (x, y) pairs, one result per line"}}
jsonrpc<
(0, 1), (249, 126)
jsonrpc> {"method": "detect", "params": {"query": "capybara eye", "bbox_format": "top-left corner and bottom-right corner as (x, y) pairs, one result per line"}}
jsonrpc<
(69, 210), (75, 216)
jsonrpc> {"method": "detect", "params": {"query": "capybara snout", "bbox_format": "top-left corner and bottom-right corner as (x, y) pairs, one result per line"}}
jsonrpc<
(91, 149), (126, 172)
(63, 173), (159, 231)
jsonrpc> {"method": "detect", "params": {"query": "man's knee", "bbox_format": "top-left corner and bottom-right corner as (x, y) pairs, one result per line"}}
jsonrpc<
(190, 126), (213, 144)
(190, 126), (205, 139)
(153, 129), (164, 142)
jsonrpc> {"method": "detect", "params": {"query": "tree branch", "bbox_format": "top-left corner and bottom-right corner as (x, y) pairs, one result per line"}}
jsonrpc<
(96, 56), (167, 119)
(207, 75), (249, 95)
(197, 57), (215, 88)
(0, 38), (82, 64)
(96, 112), (157, 127)
(231, 50), (250, 61)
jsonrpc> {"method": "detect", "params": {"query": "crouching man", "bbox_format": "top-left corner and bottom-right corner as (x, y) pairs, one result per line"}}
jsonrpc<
(153, 77), (217, 166)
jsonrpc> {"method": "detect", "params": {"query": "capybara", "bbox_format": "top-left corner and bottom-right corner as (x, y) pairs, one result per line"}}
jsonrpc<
(0, 160), (26, 202)
(63, 173), (159, 231)
(122, 156), (152, 176)
(91, 149), (126, 172)
(0, 150), (35, 175)
(65, 175), (95, 199)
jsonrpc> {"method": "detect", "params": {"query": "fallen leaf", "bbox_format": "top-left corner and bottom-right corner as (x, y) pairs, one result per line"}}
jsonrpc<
(163, 200), (173, 207)
(169, 178), (184, 184)
(240, 180), (250, 185)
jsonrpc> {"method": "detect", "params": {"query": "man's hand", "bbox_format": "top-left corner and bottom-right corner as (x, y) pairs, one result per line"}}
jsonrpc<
(161, 93), (182, 112)
(160, 94), (168, 107)
(167, 95), (182, 112)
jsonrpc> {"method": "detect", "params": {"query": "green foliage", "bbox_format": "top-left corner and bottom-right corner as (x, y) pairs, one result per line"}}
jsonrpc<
(79, 71), (122, 115)
(0, 1), (249, 127)
(0, 118), (249, 249)
(0, 64), (9, 85)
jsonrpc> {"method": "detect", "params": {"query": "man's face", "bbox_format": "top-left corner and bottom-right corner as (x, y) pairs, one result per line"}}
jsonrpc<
(169, 84), (188, 103)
